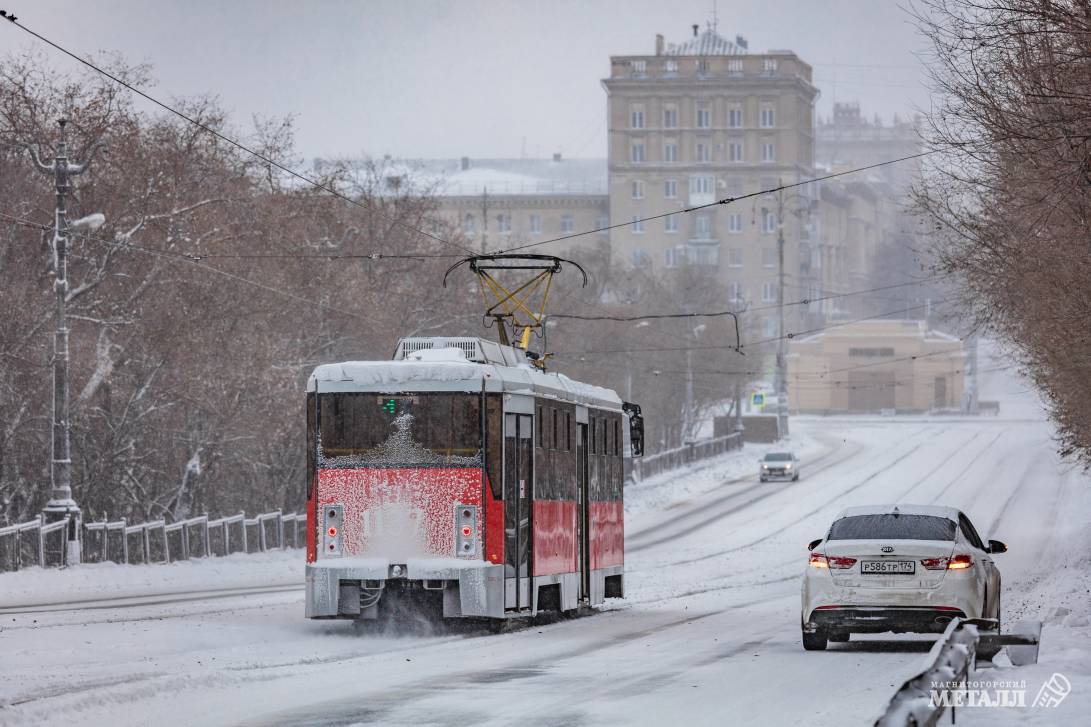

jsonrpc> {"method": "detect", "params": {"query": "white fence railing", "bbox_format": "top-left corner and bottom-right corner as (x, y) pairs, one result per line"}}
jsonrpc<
(632, 432), (743, 482)
(0, 510), (305, 572)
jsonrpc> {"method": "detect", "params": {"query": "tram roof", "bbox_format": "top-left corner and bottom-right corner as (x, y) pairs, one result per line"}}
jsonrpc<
(307, 338), (622, 411)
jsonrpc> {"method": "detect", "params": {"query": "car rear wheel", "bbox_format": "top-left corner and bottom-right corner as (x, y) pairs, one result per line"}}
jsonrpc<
(802, 627), (828, 651)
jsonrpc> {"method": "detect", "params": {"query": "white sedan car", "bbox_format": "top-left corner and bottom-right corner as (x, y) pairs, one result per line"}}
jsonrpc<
(759, 451), (800, 482)
(800, 504), (1005, 650)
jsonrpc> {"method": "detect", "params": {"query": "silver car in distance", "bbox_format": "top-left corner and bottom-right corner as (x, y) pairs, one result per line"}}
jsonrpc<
(759, 451), (800, 482)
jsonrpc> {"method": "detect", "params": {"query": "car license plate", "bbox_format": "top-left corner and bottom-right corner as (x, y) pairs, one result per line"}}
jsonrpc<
(861, 560), (915, 574)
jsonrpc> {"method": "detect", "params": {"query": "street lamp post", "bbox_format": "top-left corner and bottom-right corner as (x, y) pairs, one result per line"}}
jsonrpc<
(772, 182), (815, 441)
(25, 119), (105, 565)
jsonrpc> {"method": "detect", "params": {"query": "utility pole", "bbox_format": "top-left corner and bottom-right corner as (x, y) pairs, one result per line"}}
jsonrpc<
(775, 182), (790, 439)
(25, 119), (104, 565)
(480, 186), (489, 254)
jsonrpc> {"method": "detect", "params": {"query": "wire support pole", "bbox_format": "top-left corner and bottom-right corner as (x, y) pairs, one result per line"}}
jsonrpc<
(24, 118), (104, 564)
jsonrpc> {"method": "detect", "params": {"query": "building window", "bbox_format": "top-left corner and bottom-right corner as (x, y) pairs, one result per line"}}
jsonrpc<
(631, 216), (644, 234)
(696, 105), (711, 129)
(665, 214), (678, 233)
(596, 214), (609, 229)
(689, 244), (719, 267)
(728, 107), (743, 128)
(496, 213), (511, 233)
(632, 59), (647, 75)
(728, 281), (743, 301)
(696, 141), (712, 163)
(762, 210), (777, 233)
(760, 106), (775, 128)
(762, 281), (777, 302)
(663, 105), (678, 128)
(761, 142), (776, 162)
(729, 142), (744, 162)
(728, 212), (743, 233)
(664, 179), (677, 198)
(630, 104), (645, 129)
(631, 142), (645, 163)
(665, 246), (685, 268)
(697, 58), (710, 75)
(529, 213), (541, 234)
(762, 247), (776, 267)
(561, 214), (574, 233)
(691, 175), (715, 195)
(664, 59), (678, 74)
(763, 316), (777, 337)
(695, 214), (712, 238)
(463, 214), (475, 235)
(727, 247), (743, 267)
(762, 58), (778, 75)
(727, 58), (744, 75)
(632, 248), (650, 266)
(631, 180), (645, 199)
(664, 142), (678, 162)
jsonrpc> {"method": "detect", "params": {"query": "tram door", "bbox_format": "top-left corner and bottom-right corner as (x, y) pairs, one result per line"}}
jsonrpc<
(577, 422), (590, 601)
(504, 413), (533, 610)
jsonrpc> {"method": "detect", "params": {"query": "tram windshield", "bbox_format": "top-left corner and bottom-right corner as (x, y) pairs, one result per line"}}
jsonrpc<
(317, 393), (482, 467)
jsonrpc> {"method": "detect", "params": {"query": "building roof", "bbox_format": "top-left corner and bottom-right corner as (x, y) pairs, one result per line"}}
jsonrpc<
(417, 157), (608, 198)
(665, 27), (743, 56)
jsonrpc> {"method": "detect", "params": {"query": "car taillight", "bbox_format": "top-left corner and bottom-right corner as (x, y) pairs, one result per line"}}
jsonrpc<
(808, 552), (829, 569)
(920, 557), (948, 570)
(827, 555), (857, 569)
(947, 554), (974, 570)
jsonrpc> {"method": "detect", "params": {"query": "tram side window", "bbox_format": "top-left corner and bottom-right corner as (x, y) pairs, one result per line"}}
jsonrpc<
(536, 406), (543, 448)
(565, 411), (572, 451)
(486, 395), (503, 499)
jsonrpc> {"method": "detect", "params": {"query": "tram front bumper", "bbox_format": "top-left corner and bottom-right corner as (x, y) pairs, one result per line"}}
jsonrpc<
(305, 558), (505, 619)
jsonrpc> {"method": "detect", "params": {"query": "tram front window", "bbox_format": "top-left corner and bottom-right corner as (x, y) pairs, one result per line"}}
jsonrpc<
(318, 393), (482, 467)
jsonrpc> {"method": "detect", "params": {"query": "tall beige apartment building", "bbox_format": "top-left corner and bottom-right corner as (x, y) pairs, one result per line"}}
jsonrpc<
(602, 26), (820, 339)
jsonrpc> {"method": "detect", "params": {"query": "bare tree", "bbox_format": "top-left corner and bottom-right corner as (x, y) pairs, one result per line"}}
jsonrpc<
(914, 0), (1091, 462)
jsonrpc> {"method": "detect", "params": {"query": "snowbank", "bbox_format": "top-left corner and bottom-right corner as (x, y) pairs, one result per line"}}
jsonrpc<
(0, 549), (302, 608)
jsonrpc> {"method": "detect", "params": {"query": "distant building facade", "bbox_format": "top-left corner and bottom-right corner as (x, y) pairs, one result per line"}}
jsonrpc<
(787, 320), (964, 413)
(425, 156), (608, 254)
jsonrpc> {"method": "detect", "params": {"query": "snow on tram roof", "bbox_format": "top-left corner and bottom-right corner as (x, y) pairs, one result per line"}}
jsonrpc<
(308, 339), (622, 410)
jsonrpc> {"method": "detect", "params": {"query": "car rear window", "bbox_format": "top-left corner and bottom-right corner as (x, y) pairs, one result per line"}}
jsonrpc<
(764, 453), (792, 461)
(827, 514), (957, 541)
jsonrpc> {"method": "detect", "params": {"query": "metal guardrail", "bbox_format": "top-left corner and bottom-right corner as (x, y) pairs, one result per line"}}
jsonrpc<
(875, 617), (1042, 726)
(0, 509), (305, 572)
(632, 432), (743, 482)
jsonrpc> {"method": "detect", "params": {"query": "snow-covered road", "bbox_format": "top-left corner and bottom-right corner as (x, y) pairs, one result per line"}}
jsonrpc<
(3, 375), (1089, 726)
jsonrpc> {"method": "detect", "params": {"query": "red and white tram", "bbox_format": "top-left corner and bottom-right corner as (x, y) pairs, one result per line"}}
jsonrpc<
(304, 336), (642, 621)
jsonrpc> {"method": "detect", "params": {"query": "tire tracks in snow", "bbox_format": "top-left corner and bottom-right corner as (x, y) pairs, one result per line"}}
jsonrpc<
(627, 436), (865, 554)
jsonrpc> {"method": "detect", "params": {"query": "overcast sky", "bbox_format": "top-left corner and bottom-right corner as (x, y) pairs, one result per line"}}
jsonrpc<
(10, 1), (930, 160)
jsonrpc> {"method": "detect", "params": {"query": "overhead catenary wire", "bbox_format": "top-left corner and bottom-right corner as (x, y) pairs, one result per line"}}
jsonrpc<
(552, 298), (954, 357)
(0, 211), (411, 328)
(2, 14), (947, 281)
(492, 150), (935, 255)
(1, 14), (477, 258)
(0, 212), (455, 261)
